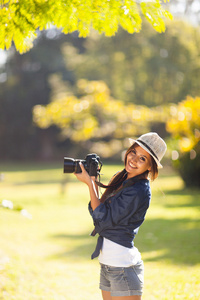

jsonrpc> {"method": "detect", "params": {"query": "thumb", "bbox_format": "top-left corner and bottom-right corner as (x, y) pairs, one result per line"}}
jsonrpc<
(79, 161), (85, 172)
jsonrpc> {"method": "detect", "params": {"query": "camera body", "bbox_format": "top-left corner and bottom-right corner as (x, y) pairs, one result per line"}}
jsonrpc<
(64, 153), (102, 177)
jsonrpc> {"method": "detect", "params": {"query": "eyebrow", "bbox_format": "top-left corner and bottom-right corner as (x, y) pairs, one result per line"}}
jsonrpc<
(133, 148), (148, 159)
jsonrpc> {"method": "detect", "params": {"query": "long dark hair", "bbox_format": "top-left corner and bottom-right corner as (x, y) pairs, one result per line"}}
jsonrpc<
(98, 143), (158, 203)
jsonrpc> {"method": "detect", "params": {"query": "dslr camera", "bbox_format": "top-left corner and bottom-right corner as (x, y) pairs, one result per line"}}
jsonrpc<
(63, 153), (102, 177)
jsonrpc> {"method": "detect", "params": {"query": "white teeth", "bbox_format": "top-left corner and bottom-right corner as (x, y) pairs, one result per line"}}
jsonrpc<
(129, 162), (136, 168)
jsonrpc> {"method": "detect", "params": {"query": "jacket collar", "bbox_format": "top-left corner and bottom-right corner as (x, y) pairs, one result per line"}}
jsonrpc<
(122, 173), (147, 187)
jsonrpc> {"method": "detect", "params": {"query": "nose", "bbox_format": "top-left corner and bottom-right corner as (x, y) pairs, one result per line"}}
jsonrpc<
(130, 155), (138, 163)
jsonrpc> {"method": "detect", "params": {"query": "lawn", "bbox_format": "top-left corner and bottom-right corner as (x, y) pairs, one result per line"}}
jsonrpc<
(0, 162), (199, 300)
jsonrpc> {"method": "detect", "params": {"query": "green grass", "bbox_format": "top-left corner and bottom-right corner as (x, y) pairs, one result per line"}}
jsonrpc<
(0, 162), (199, 300)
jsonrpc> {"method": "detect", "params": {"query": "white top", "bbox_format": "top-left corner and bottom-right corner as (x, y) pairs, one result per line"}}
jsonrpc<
(98, 238), (142, 267)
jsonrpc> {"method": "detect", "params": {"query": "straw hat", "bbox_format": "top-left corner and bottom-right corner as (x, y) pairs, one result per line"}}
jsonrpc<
(129, 132), (167, 168)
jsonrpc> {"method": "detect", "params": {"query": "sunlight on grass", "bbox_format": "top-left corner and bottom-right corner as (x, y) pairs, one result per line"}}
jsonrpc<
(0, 163), (199, 299)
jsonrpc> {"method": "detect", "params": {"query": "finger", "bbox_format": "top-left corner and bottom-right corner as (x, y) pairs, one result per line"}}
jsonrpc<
(79, 161), (87, 172)
(79, 161), (84, 170)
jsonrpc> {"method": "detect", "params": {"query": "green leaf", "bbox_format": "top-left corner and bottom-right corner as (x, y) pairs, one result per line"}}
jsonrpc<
(0, 0), (172, 53)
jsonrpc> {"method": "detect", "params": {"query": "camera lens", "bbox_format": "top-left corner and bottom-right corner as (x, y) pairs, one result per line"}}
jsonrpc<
(63, 158), (76, 173)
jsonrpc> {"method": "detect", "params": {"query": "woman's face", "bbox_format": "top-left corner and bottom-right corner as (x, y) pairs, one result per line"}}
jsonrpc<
(125, 144), (152, 179)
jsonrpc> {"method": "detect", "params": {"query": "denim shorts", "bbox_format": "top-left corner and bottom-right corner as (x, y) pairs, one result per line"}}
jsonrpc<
(99, 261), (144, 297)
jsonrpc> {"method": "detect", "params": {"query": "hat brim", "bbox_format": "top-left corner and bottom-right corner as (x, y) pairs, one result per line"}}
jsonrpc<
(129, 138), (163, 169)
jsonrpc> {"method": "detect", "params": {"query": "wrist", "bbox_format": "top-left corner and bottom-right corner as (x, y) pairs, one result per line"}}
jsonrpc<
(87, 177), (94, 187)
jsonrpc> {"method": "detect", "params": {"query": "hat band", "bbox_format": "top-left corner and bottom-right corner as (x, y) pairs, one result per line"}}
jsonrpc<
(137, 139), (159, 161)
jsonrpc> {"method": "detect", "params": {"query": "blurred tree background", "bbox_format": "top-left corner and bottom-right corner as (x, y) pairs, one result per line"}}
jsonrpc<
(0, 0), (200, 187)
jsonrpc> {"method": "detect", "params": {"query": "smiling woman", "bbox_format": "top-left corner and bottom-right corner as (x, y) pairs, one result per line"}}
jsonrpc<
(125, 146), (152, 179)
(74, 132), (167, 300)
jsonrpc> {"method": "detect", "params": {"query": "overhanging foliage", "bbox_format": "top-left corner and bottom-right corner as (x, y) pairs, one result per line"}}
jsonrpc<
(0, 0), (172, 53)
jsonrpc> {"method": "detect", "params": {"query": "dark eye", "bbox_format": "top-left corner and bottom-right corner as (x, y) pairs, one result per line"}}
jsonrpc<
(140, 157), (146, 162)
(132, 149), (136, 155)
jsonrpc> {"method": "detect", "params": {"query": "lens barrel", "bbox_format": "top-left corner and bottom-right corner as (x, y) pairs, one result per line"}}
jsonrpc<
(63, 153), (102, 175)
(63, 158), (76, 173)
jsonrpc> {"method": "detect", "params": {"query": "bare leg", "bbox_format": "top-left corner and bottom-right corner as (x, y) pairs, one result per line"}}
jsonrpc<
(112, 296), (141, 300)
(102, 291), (141, 300)
(102, 290), (112, 300)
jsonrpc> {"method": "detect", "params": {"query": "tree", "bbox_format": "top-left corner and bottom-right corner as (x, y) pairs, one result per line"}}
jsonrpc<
(1, 18), (199, 160)
(165, 0), (200, 26)
(0, 32), (74, 160)
(166, 96), (200, 187)
(0, 0), (172, 53)
(33, 79), (168, 158)
(61, 20), (200, 106)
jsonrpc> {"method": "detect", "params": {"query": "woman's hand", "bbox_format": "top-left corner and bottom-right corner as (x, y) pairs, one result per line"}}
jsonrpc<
(74, 162), (100, 210)
(74, 162), (92, 186)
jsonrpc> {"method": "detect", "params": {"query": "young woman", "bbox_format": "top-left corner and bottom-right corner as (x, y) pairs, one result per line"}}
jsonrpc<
(75, 132), (167, 300)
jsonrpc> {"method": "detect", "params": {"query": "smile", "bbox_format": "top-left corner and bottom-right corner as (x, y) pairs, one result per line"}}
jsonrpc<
(128, 162), (137, 169)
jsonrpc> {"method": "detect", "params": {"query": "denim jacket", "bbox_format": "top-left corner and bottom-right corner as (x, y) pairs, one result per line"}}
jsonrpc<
(88, 177), (151, 259)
